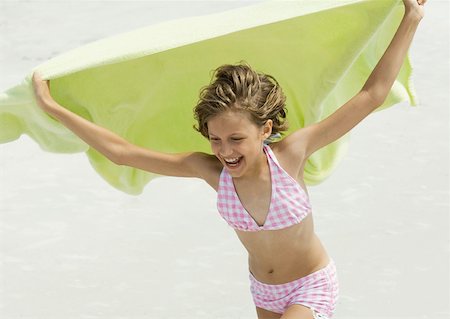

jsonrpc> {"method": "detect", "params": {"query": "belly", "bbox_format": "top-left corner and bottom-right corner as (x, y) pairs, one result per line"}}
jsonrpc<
(235, 214), (329, 284)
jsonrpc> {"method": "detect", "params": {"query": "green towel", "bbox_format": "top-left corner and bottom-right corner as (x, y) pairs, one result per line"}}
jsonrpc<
(0, 0), (417, 195)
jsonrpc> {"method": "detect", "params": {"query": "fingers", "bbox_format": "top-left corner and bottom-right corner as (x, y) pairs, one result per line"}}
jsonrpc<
(32, 72), (40, 91)
(32, 71), (41, 82)
(32, 71), (47, 83)
(32, 72), (43, 89)
(32, 71), (49, 89)
(32, 71), (51, 102)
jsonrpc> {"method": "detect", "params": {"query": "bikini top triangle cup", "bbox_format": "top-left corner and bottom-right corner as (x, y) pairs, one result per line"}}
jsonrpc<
(216, 144), (312, 232)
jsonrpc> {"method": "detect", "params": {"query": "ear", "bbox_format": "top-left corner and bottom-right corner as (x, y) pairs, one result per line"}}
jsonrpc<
(262, 119), (273, 139)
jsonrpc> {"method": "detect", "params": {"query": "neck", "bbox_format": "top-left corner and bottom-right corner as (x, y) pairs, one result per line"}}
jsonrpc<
(236, 144), (269, 181)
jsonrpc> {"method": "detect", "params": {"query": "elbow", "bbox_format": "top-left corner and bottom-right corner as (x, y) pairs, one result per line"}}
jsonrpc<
(111, 154), (123, 166)
(362, 89), (384, 107)
(110, 144), (127, 166)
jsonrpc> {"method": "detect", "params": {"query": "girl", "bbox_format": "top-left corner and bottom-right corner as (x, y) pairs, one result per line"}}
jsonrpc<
(31, 0), (426, 318)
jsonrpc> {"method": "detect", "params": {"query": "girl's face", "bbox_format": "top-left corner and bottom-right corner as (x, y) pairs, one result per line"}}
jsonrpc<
(207, 110), (272, 178)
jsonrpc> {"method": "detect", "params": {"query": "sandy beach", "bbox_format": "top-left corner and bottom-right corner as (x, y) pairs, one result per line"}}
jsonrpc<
(0, 1), (448, 318)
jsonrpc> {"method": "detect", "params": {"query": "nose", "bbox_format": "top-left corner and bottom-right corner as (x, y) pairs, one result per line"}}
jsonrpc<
(219, 143), (233, 157)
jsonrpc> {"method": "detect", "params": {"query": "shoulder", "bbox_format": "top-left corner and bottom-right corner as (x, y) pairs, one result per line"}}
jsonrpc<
(267, 132), (309, 179)
(195, 153), (223, 192)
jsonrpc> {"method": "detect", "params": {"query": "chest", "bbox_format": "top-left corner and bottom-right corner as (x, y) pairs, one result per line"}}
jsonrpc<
(233, 178), (272, 227)
(232, 170), (309, 228)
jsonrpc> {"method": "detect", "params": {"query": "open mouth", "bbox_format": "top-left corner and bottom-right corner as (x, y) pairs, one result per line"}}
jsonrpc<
(223, 156), (243, 168)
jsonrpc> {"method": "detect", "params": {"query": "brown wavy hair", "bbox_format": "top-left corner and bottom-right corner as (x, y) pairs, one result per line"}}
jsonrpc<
(193, 61), (288, 139)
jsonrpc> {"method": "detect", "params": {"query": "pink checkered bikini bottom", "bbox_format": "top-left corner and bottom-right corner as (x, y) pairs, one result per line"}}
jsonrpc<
(249, 259), (339, 318)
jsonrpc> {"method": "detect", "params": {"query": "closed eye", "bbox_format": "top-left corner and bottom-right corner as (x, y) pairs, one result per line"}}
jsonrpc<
(209, 137), (244, 142)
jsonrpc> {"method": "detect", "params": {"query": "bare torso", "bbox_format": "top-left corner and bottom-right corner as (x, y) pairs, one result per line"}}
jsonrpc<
(204, 142), (330, 285)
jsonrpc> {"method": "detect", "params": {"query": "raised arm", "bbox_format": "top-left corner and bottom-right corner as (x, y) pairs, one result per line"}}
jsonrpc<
(362, 0), (425, 103)
(31, 72), (219, 179)
(281, 0), (425, 162)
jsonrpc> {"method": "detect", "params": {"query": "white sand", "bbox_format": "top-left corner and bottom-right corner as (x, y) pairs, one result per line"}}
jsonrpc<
(0, 1), (448, 318)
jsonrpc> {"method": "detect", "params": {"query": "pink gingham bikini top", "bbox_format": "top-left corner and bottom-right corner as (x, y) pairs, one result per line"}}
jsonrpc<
(216, 143), (312, 232)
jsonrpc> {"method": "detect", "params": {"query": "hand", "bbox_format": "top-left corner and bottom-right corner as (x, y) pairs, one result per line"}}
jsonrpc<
(402, 0), (427, 21)
(32, 71), (55, 112)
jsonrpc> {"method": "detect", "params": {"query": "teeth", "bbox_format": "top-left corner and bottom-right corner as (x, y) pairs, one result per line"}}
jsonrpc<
(224, 157), (240, 163)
